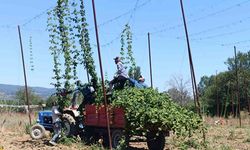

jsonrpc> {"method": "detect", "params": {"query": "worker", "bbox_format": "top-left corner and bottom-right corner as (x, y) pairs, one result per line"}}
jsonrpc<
(138, 75), (148, 88)
(109, 56), (128, 91)
(128, 75), (148, 89)
(49, 100), (62, 146)
(76, 79), (96, 114)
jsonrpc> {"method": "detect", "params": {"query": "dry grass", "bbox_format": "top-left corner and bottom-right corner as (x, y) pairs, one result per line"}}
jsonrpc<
(166, 115), (250, 150)
(0, 112), (36, 133)
(0, 112), (250, 150)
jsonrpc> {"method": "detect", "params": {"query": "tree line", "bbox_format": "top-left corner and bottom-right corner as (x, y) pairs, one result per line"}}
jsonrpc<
(198, 50), (250, 117)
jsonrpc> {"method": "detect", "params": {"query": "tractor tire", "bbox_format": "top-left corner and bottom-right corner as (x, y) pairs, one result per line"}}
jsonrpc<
(62, 113), (76, 137)
(30, 124), (46, 140)
(111, 129), (123, 148)
(146, 131), (165, 150)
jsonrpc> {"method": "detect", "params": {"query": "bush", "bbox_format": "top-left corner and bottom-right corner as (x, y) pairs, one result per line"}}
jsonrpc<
(111, 88), (203, 137)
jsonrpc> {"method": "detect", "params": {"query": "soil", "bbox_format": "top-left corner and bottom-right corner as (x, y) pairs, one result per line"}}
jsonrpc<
(0, 113), (250, 150)
(0, 130), (150, 150)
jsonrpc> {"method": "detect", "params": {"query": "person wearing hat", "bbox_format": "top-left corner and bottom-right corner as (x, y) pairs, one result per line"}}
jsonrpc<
(138, 75), (148, 88)
(127, 75), (147, 89)
(109, 56), (128, 91)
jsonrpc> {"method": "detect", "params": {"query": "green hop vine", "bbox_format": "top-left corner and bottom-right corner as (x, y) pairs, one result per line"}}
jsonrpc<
(47, 0), (99, 108)
(29, 36), (34, 71)
(47, 7), (62, 94)
(78, 0), (98, 84)
(120, 24), (137, 78)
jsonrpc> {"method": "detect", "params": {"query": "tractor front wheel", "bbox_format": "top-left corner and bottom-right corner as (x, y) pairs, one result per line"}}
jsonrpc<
(30, 124), (46, 140)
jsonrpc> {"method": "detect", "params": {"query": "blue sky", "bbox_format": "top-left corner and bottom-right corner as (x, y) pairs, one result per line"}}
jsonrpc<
(1, 0), (250, 91)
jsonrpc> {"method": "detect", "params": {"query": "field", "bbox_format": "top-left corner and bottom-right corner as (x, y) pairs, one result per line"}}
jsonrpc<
(0, 112), (250, 150)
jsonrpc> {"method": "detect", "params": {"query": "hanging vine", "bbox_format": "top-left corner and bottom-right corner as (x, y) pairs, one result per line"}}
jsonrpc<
(57, 0), (73, 94)
(78, 0), (98, 84)
(120, 24), (136, 78)
(29, 36), (34, 71)
(47, 8), (62, 94)
(47, 0), (99, 108)
(69, 0), (79, 80)
(120, 29), (126, 65)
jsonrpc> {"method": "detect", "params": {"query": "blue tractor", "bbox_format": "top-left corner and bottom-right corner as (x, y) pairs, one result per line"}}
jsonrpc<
(30, 110), (53, 139)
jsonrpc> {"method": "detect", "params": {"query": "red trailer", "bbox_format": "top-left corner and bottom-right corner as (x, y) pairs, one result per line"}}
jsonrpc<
(62, 103), (168, 149)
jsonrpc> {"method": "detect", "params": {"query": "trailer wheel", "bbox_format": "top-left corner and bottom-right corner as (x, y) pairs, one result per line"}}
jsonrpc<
(81, 126), (95, 144)
(146, 131), (165, 150)
(62, 114), (76, 137)
(30, 124), (46, 140)
(111, 129), (123, 148)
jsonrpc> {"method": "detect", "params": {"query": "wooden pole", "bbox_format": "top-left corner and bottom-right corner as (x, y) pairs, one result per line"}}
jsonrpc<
(180, 0), (205, 141)
(180, 0), (200, 114)
(91, 0), (112, 149)
(234, 46), (241, 127)
(231, 87), (234, 117)
(216, 70), (219, 117)
(147, 32), (153, 88)
(18, 25), (32, 125)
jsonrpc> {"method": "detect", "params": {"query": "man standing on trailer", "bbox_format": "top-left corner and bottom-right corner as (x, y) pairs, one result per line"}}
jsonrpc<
(109, 56), (128, 91)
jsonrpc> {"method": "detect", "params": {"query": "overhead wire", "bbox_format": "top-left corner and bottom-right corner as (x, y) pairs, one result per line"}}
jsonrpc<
(186, 0), (229, 18)
(90, 0), (150, 30)
(176, 15), (250, 39)
(147, 0), (227, 35)
(1, 0), (250, 50)
(21, 6), (54, 27)
(93, 0), (148, 48)
(190, 28), (250, 41)
(0, 0), (150, 31)
(127, 0), (140, 24)
(151, 0), (250, 35)
(221, 39), (250, 47)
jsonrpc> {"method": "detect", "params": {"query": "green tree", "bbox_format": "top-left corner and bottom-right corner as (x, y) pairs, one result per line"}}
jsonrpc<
(198, 50), (250, 117)
(15, 88), (43, 105)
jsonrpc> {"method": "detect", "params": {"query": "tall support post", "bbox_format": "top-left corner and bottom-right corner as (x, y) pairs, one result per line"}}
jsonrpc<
(18, 25), (32, 125)
(147, 32), (153, 88)
(231, 87), (235, 117)
(234, 46), (241, 127)
(216, 70), (219, 117)
(180, 0), (200, 114)
(91, 0), (112, 149)
(179, 0), (205, 141)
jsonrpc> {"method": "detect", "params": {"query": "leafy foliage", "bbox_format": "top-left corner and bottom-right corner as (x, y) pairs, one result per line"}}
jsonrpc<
(198, 50), (250, 116)
(111, 88), (203, 137)
(47, 0), (98, 109)
(15, 88), (44, 105)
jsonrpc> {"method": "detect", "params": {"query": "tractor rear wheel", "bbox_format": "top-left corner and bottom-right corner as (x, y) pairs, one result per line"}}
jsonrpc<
(62, 114), (76, 137)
